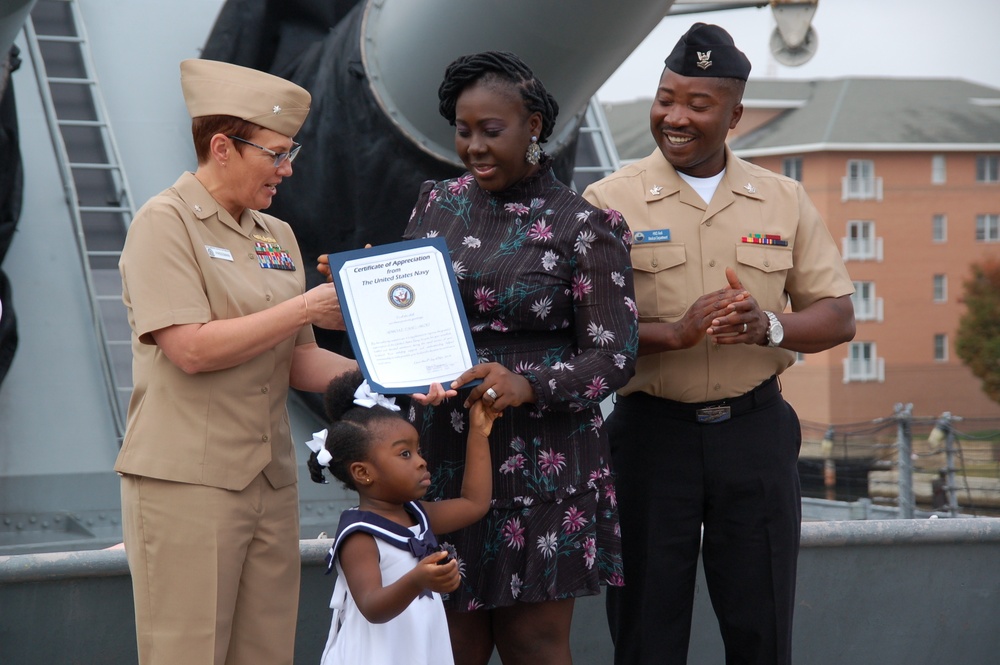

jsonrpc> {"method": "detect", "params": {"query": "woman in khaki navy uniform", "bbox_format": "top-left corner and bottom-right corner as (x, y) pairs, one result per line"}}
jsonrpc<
(583, 24), (855, 665)
(116, 59), (356, 665)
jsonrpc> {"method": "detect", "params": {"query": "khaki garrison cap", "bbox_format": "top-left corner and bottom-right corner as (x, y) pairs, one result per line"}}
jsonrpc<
(180, 59), (311, 137)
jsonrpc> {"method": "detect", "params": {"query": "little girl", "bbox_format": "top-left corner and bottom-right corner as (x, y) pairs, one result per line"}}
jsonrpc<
(305, 369), (497, 665)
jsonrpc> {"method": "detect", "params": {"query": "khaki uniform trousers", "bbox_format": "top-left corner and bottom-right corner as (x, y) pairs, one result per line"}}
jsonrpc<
(121, 472), (300, 665)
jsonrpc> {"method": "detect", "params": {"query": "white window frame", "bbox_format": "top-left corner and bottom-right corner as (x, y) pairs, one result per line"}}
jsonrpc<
(931, 155), (946, 184)
(851, 281), (883, 322)
(976, 155), (1000, 183)
(843, 342), (884, 383)
(843, 220), (883, 261)
(783, 157), (803, 182)
(934, 334), (948, 362)
(842, 159), (883, 201)
(933, 274), (947, 303)
(932, 214), (947, 243)
(977, 214), (1000, 242)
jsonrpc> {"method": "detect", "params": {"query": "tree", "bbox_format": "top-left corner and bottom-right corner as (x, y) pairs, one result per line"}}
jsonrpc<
(956, 258), (1000, 405)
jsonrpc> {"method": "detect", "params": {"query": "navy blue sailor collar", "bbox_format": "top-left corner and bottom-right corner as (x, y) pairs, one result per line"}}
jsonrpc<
(325, 501), (439, 575)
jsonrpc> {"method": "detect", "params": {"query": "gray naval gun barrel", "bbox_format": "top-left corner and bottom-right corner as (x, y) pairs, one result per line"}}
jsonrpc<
(359, 0), (677, 167)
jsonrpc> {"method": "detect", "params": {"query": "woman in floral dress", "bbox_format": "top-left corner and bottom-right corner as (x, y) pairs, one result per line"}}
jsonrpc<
(403, 51), (638, 665)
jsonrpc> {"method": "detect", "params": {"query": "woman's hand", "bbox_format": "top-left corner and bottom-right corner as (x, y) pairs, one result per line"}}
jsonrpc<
(316, 245), (372, 284)
(302, 283), (346, 330)
(411, 382), (458, 406)
(453, 362), (535, 411)
(316, 253), (333, 283)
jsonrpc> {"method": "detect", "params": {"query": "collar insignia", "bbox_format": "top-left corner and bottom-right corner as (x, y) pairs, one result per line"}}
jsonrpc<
(649, 185), (662, 196)
(744, 183), (757, 195)
(193, 204), (202, 213)
(696, 50), (713, 70)
(272, 105), (282, 115)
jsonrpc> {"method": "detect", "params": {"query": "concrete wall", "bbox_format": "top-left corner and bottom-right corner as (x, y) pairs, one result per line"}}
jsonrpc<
(2, 519), (998, 664)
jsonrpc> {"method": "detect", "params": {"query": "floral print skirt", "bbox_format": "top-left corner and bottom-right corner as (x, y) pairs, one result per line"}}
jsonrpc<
(438, 480), (624, 612)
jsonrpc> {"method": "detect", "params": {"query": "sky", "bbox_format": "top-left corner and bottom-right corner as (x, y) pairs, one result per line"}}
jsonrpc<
(598, 0), (1000, 102)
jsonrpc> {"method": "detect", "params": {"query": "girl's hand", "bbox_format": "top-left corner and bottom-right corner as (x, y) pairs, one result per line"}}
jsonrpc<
(413, 550), (461, 594)
(452, 362), (535, 411)
(469, 399), (501, 438)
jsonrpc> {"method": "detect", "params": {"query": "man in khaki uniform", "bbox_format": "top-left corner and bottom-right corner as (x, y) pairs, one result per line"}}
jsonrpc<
(583, 23), (855, 665)
(117, 59), (356, 665)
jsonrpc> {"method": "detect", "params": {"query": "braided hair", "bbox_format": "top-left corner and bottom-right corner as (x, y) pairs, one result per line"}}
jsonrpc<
(307, 369), (409, 491)
(438, 51), (559, 144)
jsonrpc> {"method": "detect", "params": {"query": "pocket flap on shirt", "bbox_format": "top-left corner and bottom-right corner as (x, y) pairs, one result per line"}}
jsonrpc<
(631, 244), (686, 274)
(735, 244), (793, 273)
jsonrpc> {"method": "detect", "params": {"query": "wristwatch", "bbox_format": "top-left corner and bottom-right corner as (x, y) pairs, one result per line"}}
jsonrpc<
(763, 311), (784, 347)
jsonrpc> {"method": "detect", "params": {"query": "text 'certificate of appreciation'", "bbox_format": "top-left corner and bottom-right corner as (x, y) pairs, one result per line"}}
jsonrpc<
(328, 237), (478, 394)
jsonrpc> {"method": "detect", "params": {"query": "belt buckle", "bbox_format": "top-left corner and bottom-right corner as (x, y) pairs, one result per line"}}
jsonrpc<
(695, 405), (731, 424)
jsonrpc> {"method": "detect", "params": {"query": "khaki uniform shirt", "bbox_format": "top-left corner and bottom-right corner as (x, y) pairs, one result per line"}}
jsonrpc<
(584, 147), (853, 403)
(116, 172), (314, 491)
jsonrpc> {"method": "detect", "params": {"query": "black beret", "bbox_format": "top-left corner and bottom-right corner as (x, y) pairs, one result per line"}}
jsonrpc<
(664, 23), (751, 81)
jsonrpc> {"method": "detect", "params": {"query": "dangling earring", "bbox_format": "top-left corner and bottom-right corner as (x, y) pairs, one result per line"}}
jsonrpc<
(525, 136), (541, 165)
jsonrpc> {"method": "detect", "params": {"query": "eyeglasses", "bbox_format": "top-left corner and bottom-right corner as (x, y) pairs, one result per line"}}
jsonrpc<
(227, 135), (302, 167)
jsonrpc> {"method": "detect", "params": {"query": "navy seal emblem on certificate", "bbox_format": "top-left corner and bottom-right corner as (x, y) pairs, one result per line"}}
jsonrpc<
(327, 237), (479, 395)
(388, 284), (415, 309)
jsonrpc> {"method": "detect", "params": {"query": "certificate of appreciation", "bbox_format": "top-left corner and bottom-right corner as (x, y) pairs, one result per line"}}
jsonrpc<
(328, 237), (478, 394)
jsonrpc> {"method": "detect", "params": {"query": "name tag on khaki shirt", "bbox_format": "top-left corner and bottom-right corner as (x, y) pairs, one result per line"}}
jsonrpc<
(205, 245), (234, 261)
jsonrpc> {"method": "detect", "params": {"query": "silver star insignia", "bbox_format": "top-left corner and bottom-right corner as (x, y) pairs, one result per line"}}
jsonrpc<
(649, 185), (662, 196)
(193, 204), (202, 213)
(272, 105), (282, 114)
(744, 183), (757, 194)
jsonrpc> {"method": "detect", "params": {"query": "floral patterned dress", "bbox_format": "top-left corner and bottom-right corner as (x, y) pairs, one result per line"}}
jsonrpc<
(403, 163), (638, 611)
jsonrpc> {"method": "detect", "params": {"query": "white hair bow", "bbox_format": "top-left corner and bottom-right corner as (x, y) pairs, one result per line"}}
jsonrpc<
(305, 429), (333, 467)
(353, 380), (400, 411)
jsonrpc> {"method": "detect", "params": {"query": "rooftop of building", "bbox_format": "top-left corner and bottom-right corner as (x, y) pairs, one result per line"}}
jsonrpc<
(604, 77), (1000, 162)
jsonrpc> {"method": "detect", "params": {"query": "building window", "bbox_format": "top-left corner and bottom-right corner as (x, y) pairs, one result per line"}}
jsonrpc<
(931, 155), (946, 184)
(976, 155), (999, 183)
(783, 157), (803, 182)
(851, 281), (882, 321)
(843, 342), (883, 383)
(934, 334), (948, 362)
(932, 214), (947, 242)
(977, 214), (1000, 241)
(933, 274), (947, 302)
(844, 220), (881, 260)
(842, 159), (883, 200)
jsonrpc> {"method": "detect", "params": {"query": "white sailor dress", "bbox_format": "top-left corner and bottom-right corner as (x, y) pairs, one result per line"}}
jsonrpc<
(320, 501), (454, 665)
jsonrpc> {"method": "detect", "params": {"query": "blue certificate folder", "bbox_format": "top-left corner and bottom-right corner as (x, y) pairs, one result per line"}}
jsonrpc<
(327, 237), (480, 395)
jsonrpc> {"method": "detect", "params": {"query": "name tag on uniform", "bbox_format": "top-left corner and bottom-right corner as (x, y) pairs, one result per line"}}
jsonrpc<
(205, 245), (234, 261)
(632, 229), (671, 244)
